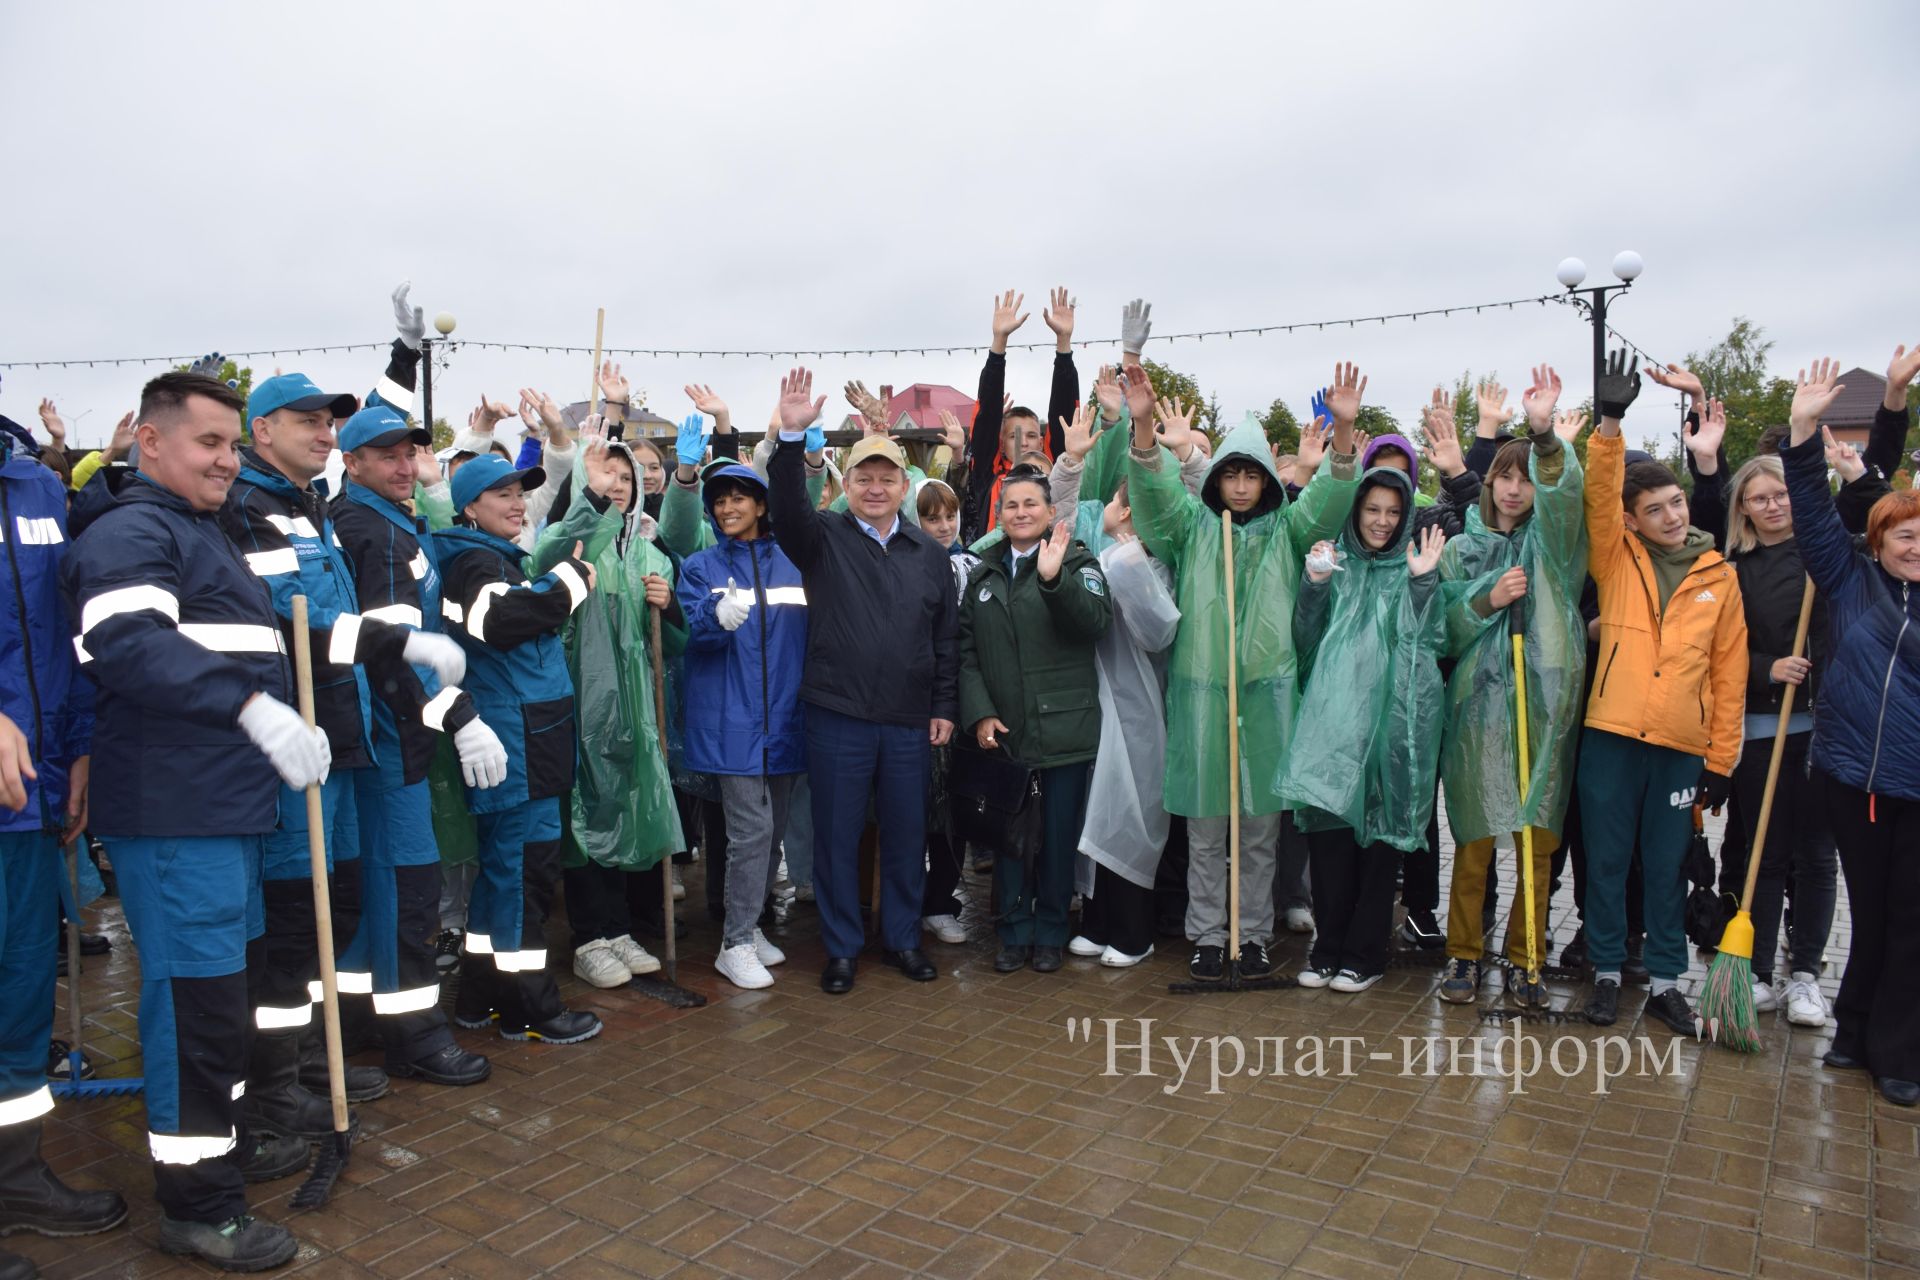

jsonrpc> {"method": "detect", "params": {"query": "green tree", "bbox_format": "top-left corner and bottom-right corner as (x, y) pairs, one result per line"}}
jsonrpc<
(1259, 397), (1302, 452)
(1142, 359), (1218, 433)
(429, 416), (454, 450)
(1684, 317), (1790, 464)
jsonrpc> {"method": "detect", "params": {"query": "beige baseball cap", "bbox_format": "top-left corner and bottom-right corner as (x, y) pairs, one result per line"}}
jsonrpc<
(844, 435), (908, 472)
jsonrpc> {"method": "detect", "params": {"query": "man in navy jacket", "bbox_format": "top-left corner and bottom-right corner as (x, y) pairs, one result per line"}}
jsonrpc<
(766, 368), (958, 995)
(62, 372), (331, 1271)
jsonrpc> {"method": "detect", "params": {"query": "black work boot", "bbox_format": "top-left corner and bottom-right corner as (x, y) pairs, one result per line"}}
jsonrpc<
(240, 1132), (310, 1184)
(0, 1119), (128, 1238)
(244, 1030), (350, 1140)
(0, 1243), (34, 1279)
(158, 1213), (297, 1271)
(296, 1029), (389, 1103)
(453, 957), (496, 1030)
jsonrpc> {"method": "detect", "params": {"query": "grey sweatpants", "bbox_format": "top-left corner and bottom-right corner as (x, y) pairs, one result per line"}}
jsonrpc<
(719, 774), (797, 949)
(1185, 813), (1279, 948)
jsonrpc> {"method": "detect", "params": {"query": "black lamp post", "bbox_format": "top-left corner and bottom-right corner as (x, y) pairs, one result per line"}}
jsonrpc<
(1556, 251), (1643, 412)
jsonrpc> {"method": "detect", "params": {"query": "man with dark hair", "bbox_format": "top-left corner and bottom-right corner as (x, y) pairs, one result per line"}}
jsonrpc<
(1578, 351), (1748, 1032)
(63, 370), (331, 1270)
(964, 288), (1080, 542)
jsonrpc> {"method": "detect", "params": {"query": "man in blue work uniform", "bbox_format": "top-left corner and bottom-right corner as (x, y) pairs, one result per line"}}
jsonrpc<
(0, 418), (127, 1280)
(63, 371), (331, 1270)
(331, 404), (504, 1086)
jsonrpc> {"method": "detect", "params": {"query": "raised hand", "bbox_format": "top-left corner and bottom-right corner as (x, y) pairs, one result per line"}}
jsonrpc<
(1122, 364), (1157, 445)
(582, 431), (620, 493)
(1489, 565), (1529, 608)
(392, 281), (425, 351)
(1522, 364), (1562, 431)
(1119, 298), (1154, 358)
(1788, 357), (1845, 444)
(1350, 429), (1372, 462)
(1644, 362), (1705, 402)
(106, 410), (136, 459)
(1407, 525), (1446, 577)
(1475, 379), (1514, 434)
(579, 412), (609, 444)
(1596, 349), (1641, 422)
(1310, 388), (1331, 427)
(1043, 286), (1077, 348)
(1420, 399), (1465, 478)
(683, 383), (730, 430)
(1821, 424), (1866, 483)
(518, 394), (542, 436)
(597, 360), (630, 404)
(1036, 518), (1072, 582)
(36, 399), (65, 445)
(674, 412), (709, 469)
(1295, 414), (1332, 479)
(517, 388), (564, 434)
(1552, 408), (1589, 444)
(1061, 402), (1098, 462)
(991, 289), (1029, 350)
(1154, 396), (1197, 458)
(938, 408), (967, 455)
(1887, 343), (1920, 412)
(778, 366), (827, 434)
(844, 379), (887, 430)
(1093, 364), (1124, 422)
(476, 394), (514, 431)
(1323, 362), (1367, 426)
(1686, 398), (1728, 464)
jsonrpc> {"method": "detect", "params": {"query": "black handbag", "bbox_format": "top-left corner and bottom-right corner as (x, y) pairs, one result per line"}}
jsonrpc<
(948, 743), (1042, 870)
(1682, 805), (1736, 949)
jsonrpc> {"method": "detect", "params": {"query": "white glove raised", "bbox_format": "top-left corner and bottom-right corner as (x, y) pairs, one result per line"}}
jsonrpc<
(453, 717), (509, 789)
(715, 577), (753, 632)
(392, 281), (425, 351)
(238, 693), (331, 789)
(403, 630), (466, 686)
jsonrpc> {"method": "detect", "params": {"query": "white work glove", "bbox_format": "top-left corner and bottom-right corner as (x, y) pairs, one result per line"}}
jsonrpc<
(238, 694), (332, 789)
(392, 281), (425, 351)
(403, 630), (466, 686)
(453, 717), (509, 789)
(1121, 298), (1153, 356)
(715, 578), (753, 632)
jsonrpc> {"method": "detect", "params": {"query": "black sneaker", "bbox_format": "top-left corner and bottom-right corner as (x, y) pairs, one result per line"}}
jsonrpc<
(1643, 988), (1699, 1036)
(158, 1214), (298, 1271)
(1188, 945), (1224, 981)
(1237, 941), (1272, 978)
(1585, 978), (1620, 1026)
(433, 929), (464, 974)
(1030, 946), (1063, 974)
(993, 944), (1031, 973)
(500, 1009), (602, 1044)
(1558, 925), (1588, 971)
(1622, 934), (1650, 986)
(1398, 910), (1444, 949)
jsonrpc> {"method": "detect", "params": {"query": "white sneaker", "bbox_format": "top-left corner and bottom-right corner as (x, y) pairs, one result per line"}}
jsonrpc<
(715, 943), (774, 989)
(772, 878), (797, 905)
(607, 934), (661, 976)
(1785, 972), (1829, 1027)
(923, 914), (967, 945)
(1296, 966), (1336, 988)
(1752, 979), (1779, 1013)
(751, 928), (786, 967)
(1100, 944), (1153, 968)
(1330, 969), (1381, 993)
(573, 939), (630, 989)
(1066, 934), (1103, 958)
(1285, 907), (1315, 934)
(671, 869), (686, 901)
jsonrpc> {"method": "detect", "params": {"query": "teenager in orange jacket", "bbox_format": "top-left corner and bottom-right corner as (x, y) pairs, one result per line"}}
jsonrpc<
(1578, 351), (1748, 1033)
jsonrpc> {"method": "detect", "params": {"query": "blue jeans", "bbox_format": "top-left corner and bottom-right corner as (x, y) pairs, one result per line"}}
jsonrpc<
(1577, 729), (1697, 983)
(806, 706), (929, 957)
(0, 832), (57, 1125)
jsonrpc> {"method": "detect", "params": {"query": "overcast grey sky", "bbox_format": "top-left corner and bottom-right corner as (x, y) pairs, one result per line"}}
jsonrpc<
(4, 1), (1915, 452)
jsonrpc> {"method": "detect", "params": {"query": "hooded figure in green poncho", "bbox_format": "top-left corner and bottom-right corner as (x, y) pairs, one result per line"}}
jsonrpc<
(1435, 420), (1588, 975)
(1281, 466), (1448, 986)
(1127, 386), (1361, 971)
(529, 433), (687, 979)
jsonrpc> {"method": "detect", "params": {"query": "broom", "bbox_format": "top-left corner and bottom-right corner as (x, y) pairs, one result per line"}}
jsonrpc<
(288, 595), (353, 1209)
(626, 602), (706, 1008)
(1700, 577), (1816, 1051)
(1170, 508), (1284, 994)
(1509, 597), (1546, 1009)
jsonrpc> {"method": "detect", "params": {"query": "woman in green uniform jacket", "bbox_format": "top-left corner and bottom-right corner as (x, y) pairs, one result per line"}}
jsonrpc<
(958, 465), (1112, 974)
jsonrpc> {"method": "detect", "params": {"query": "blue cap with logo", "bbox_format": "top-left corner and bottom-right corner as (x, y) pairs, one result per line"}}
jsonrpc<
(247, 373), (358, 424)
(338, 405), (432, 453)
(450, 455), (546, 514)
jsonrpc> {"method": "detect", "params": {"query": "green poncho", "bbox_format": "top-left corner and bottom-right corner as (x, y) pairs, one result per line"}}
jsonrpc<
(531, 444), (686, 870)
(1128, 412), (1359, 818)
(1280, 468), (1446, 852)
(1436, 434), (1589, 844)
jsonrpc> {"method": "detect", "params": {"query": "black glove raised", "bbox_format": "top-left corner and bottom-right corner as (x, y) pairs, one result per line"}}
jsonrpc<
(1596, 348), (1641, 421)
(1695, 768), (1733, 813)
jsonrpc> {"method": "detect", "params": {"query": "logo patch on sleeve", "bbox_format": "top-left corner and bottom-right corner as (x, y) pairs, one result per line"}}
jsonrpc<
(1081, 567), (1107, 596)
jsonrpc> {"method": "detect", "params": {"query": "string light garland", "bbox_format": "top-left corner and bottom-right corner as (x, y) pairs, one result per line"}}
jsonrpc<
(3, 291), (1619, 371)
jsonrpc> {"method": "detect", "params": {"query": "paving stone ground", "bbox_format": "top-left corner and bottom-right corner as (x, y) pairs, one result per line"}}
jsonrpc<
(27, 826), (1919, 1279)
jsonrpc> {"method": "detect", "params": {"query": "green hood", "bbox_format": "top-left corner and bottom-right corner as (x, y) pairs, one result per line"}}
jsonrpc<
(1200, 412), (1285, 522)
(1339, 466), (1417, 562)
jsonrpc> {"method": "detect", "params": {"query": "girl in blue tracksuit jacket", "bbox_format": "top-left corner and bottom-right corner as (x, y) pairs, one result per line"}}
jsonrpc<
(676, 464), (808, 989)
(433, 457), (598, 1044)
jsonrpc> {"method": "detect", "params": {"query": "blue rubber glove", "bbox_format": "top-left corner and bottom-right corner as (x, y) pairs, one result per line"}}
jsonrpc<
(1310, 388), (1331, 426)
(803, 420), (827, 454)
(675, 412), (708, 467)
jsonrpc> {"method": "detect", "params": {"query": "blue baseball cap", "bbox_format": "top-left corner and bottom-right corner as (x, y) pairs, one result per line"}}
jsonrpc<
(450, 455), (546, 514)
(247, 372), (357, 424)
(338, 405), (431, 453)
